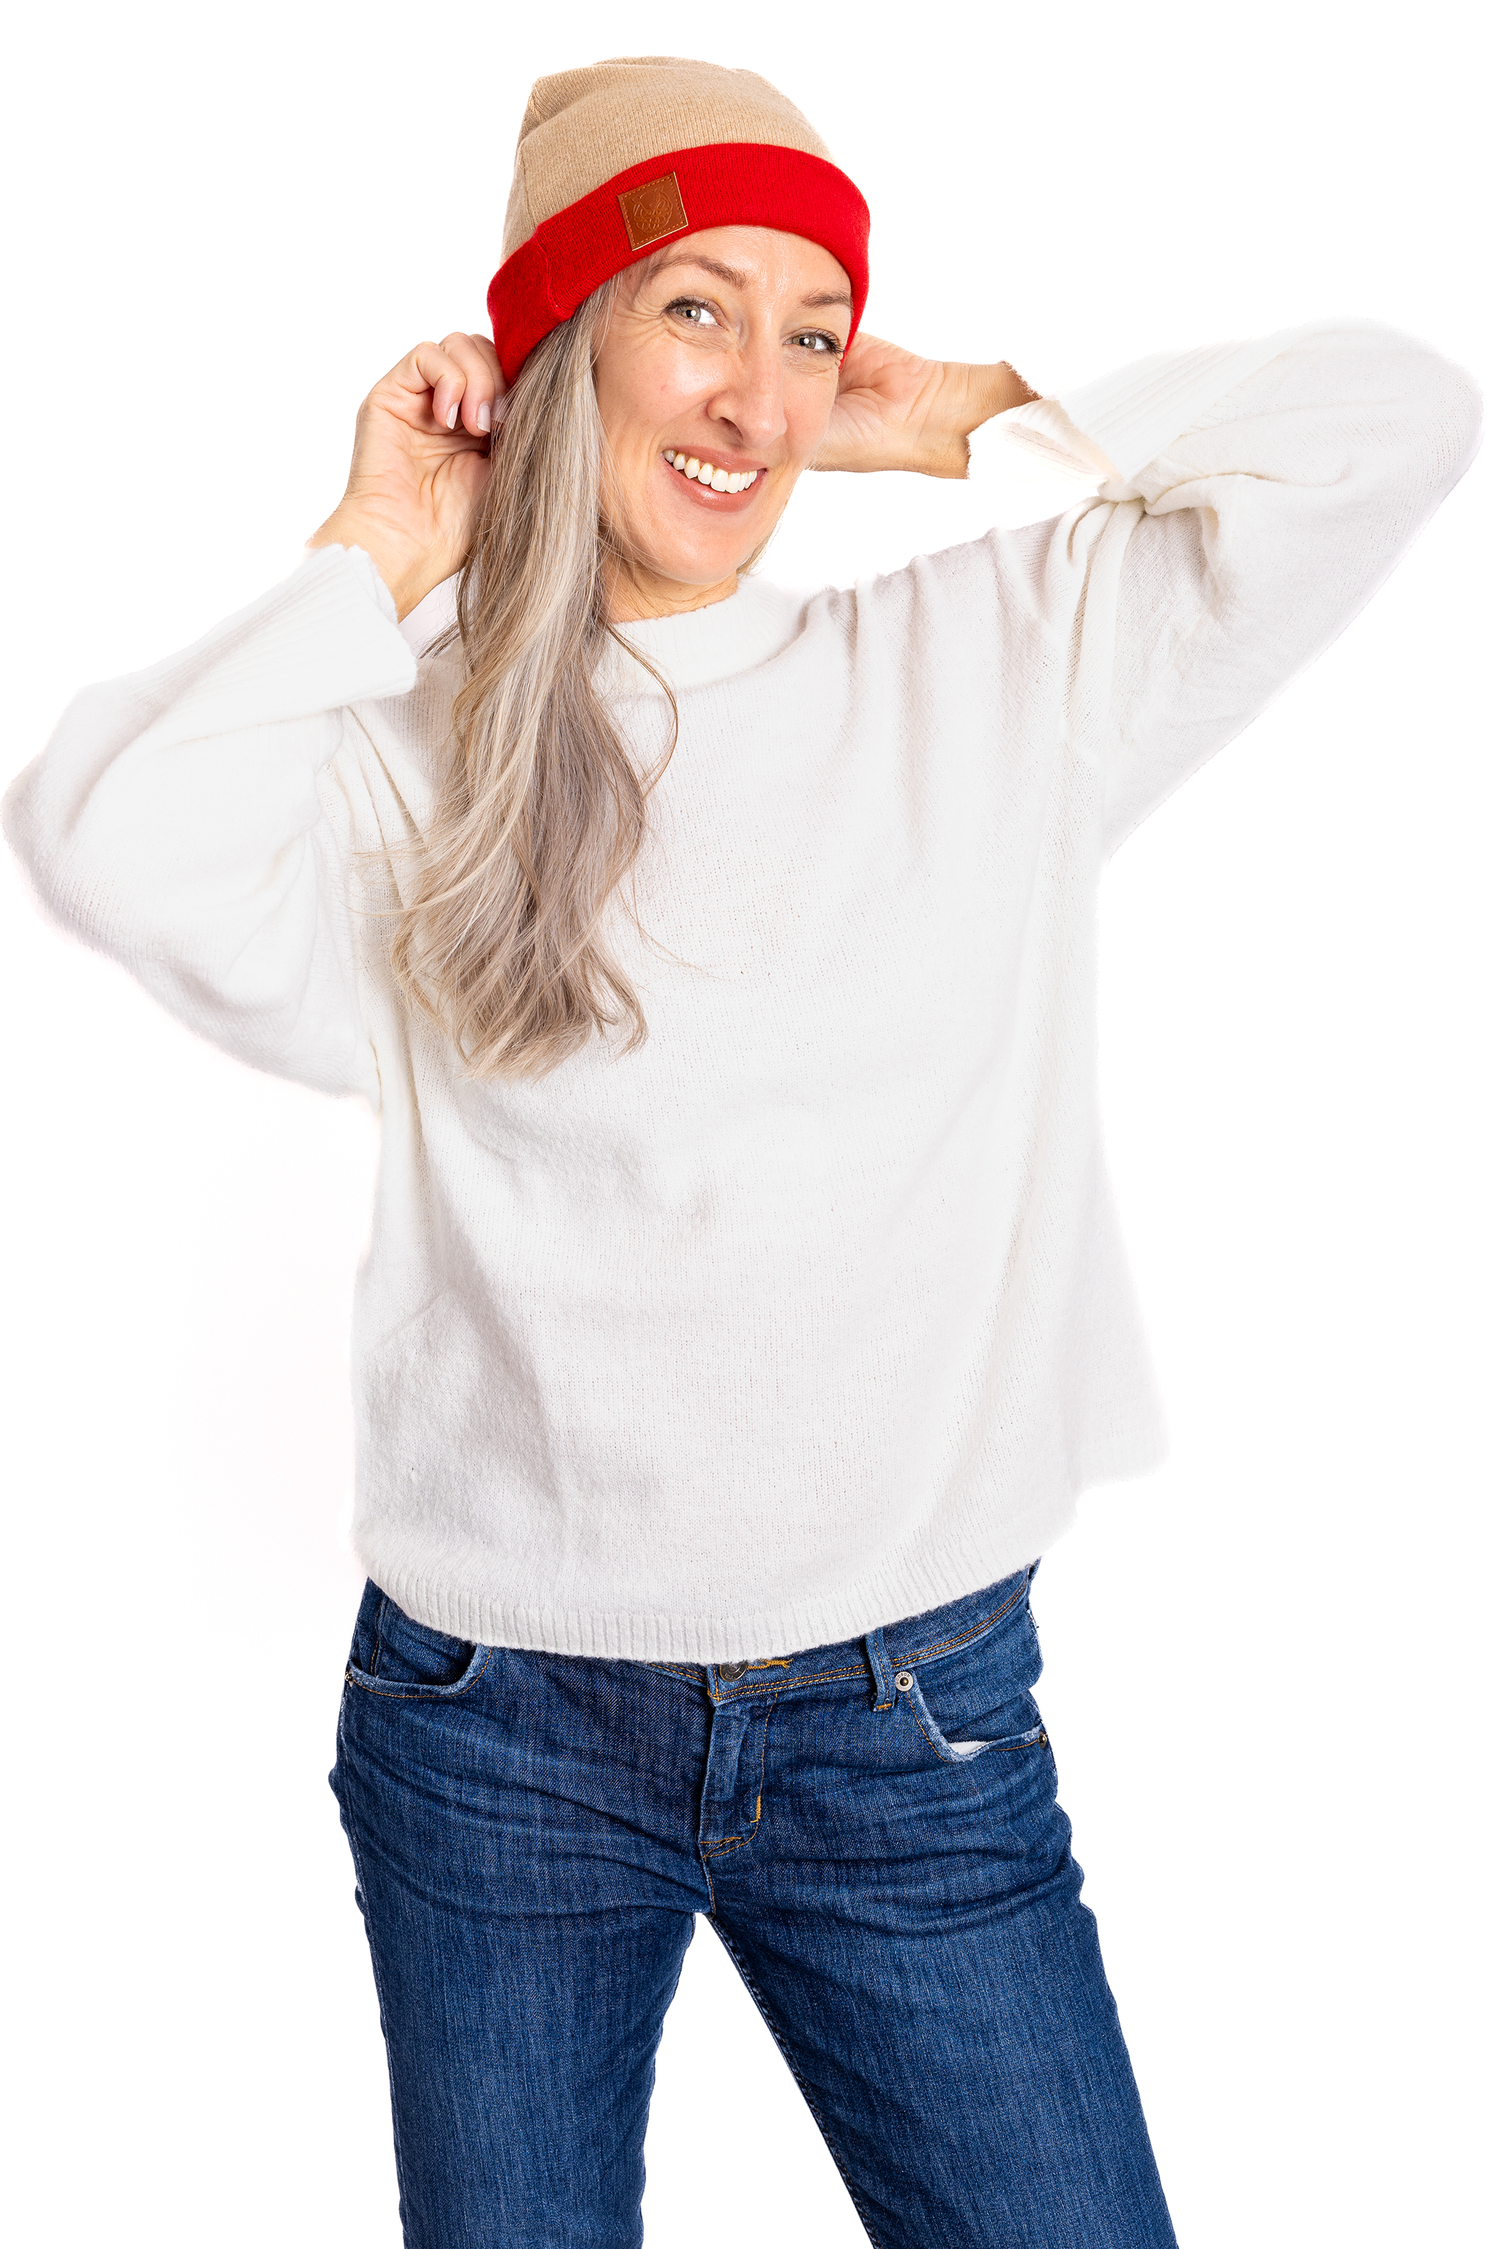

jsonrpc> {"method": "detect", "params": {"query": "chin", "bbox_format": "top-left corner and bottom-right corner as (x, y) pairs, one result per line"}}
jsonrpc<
(616, 477), (776, 577)
(656, 551), (746, 586)
(633, 525), (755, 590)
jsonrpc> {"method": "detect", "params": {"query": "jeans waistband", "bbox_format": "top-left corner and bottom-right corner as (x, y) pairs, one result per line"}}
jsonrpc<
(658, 1561), (1038, 1707)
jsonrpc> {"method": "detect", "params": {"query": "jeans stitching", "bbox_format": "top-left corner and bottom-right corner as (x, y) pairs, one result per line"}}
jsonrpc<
(905, 1698), (952, 1763)
(650, 1582), (1030, 1703)
(896, 1579), (1028, 1667)
(906, 1700), (1047, 1768)
(701, 1695), (778, 1858)
(710, 1662), (866, 1700)
(751, 1694), (775, 1836)
(902, 1667), (1046, 1767)
(333, 1695), (415, 2241)
(701, 1832), (751, 1859)
(370, 1593), (388, 1681)
(708, 1922), (890, 2249)
(344, 1645), (495, 1701)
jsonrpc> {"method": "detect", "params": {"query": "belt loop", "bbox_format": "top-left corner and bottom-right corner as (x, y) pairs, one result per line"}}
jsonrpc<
(864, 1625), (895, 1712)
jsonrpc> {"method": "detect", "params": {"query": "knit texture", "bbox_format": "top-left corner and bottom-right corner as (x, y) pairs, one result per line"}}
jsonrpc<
(4, 322), (1480, 1661)
(501, 58), (832, 256)
(488, 58), (869, 383)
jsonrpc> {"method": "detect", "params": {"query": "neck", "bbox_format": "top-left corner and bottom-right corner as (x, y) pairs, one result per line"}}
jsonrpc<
(606, 556), (741, 624)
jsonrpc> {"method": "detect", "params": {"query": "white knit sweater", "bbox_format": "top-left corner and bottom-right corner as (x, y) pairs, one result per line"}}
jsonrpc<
(5, 322), (1480, 1661)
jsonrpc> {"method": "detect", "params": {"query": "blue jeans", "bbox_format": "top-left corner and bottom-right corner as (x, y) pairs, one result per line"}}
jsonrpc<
(331, 1562), (1176, 2248)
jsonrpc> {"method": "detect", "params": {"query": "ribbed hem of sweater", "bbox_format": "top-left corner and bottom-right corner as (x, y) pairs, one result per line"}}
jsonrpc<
(353, 1429), (1167, 1664)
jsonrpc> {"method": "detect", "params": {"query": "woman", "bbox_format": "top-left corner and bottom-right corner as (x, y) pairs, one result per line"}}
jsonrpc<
(4, 51), (1480, 2249)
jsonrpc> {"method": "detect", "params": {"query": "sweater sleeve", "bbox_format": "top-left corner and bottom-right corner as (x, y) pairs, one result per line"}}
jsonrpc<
(966, 321), (1484, 854)
(2, 544), (417, 1104)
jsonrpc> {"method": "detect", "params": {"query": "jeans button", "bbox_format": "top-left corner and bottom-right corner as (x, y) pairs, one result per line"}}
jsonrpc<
(719, 1661), (748, 1682)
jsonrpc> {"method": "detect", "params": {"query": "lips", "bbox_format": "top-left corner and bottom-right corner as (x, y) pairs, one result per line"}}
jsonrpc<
(661, 449), (762, 495)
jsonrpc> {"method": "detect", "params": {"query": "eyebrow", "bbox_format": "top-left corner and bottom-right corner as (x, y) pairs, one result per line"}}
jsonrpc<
(644, 250), (852, 310)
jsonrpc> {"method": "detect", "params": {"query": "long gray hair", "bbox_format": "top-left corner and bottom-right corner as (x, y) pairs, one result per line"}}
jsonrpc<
(389, 277), (679, 1081)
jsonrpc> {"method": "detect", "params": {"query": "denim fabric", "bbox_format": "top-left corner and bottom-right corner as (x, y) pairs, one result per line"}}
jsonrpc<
(331, 1562), (1176, 2249)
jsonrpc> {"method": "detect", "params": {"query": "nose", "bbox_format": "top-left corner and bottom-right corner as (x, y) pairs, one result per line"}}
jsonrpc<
(709, 335), (788, 453)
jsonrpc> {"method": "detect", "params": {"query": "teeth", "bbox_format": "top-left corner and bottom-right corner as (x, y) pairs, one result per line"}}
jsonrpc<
(663, 452), (758, 493)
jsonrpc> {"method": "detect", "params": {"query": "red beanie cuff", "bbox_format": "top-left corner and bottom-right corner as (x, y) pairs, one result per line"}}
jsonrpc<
(487, 142), (870, 385)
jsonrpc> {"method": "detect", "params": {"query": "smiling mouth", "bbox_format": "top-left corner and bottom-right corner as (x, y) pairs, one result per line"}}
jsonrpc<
(661, 450), (762, 495)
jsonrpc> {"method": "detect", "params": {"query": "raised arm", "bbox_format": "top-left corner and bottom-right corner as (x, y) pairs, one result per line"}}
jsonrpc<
(3, 331), (517, 1100)
(819, 319), (1481, 853)
(972, 321), (1484, 852)
(2, 549), (415, 1100)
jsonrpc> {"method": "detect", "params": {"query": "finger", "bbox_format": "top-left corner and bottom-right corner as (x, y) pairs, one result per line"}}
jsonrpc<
(371, 340), (467, 434)
(470, 335), (510, 422)
(409, 339), (473, 432)
(466, 331), (503, 387)
(470, 333), (513, 433)
(438, 330), (504, 436)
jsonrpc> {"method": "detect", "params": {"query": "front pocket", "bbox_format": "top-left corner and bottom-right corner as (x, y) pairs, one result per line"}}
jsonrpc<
(899, 1671), (1048, 1767)
(346, 1593), (492, 1701)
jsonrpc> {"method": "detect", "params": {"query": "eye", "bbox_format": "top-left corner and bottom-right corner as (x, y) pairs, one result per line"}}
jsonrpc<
(791, 329), (842, 356)
(666, 297), (719, 328)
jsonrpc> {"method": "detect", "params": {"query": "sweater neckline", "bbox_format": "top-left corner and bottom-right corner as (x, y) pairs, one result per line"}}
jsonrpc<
(397, 571), (807, 693)
(608, 578), (807, 692)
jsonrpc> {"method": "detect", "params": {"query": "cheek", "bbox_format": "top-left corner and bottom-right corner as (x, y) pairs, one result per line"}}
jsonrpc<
(783, 375), (839, 467)
(596, 344), (711, 451)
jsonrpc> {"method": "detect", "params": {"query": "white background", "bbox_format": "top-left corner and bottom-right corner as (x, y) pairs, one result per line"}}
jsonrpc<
(2, 2), (1494, 2242)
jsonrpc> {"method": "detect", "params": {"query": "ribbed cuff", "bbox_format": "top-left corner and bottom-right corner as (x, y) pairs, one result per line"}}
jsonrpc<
(298, 540), (401, 626)
(967, 397), (1117, 487)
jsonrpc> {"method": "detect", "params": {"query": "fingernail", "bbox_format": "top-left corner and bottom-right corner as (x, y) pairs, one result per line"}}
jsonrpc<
(477, 401), (491, 434)
(446, 402), (458, 430)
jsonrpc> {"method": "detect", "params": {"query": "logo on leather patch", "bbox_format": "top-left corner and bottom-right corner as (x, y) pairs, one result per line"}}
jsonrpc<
(618, 172), (689, 252)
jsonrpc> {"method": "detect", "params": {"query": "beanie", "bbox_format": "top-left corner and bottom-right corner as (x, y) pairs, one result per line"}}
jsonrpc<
(487, 56), (870, 385)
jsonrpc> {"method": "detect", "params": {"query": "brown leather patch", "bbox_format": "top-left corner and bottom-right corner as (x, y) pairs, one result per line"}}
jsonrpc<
(618, 172), (689, 252)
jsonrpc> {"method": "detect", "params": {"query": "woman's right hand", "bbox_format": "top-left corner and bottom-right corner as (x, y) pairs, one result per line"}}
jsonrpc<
(307, 333), (505, 619)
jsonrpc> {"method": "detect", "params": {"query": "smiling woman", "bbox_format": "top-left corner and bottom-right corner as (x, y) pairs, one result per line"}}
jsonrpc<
(601, 230), (858, 587)
(1, 45), (1481, 2249)
(297, 77), (1028, 1089)
(594, 232), (856, 598)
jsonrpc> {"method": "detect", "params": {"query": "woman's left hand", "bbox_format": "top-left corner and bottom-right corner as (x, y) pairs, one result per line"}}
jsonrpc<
(814, 334), (1038, 479)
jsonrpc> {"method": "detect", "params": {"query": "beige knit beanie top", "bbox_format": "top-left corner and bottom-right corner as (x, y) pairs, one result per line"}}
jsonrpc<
(487, 56), (870, 382)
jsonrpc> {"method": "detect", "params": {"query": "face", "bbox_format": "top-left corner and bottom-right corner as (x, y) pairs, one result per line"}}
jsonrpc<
(592, 226), (852, 619)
